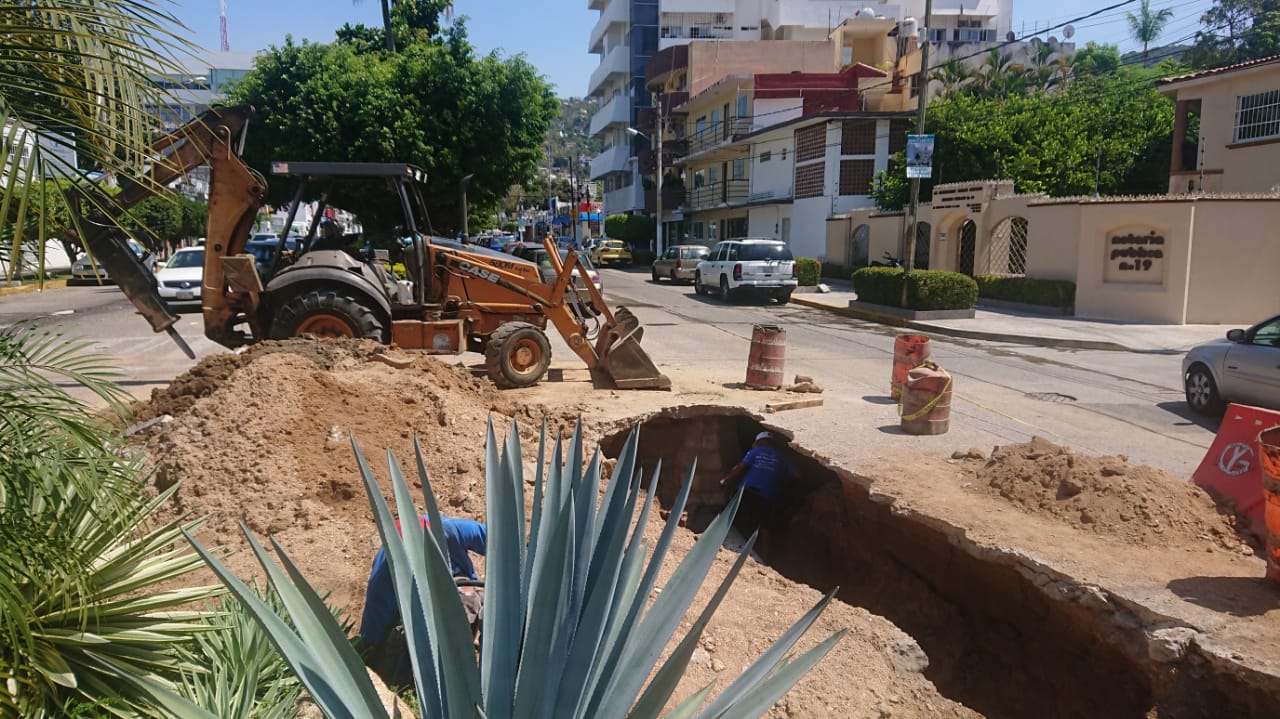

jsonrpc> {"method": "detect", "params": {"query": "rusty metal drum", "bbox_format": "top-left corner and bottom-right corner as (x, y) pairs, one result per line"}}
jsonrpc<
(746, 324), (786, 390)
(891, 334), (931, 399)
(900, 361), (952, 436)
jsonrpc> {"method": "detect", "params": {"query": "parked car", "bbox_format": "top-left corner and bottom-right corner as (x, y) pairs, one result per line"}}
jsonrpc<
(694, 238), (797, 304)
(590, 239), (632, 267)
(70, 238), (154, 283)
(155, 246), (204, 303)
(651, 244), (709, 283)
(243, 235), (299, 278)
(509, 243), (603, 294)
(1183, 314), (1280, 414)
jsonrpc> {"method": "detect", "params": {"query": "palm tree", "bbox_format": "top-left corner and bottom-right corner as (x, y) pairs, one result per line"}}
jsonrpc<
(929, 59), (974, 97)
(1126, 0), (1174, 65)
(0, 1), (198, 280)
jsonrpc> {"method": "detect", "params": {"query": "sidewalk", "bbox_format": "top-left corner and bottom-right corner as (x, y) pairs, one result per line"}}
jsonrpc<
(792, 278), (1227, 354)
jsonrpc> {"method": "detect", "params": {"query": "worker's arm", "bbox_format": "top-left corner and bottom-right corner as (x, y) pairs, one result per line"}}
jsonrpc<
(719, 462), (748, 490)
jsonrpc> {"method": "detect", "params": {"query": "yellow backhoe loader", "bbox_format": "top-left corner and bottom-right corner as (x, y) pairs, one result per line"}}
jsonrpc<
(73, 105), (669, 389)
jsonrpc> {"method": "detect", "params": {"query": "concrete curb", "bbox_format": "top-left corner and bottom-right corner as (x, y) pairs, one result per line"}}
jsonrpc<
(0, 279), (68, 297)
(790, 294), (1134, 352)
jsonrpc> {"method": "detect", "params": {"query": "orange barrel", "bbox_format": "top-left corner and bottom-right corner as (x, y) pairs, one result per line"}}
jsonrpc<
(891, 334), (932, 399)
(745, 324), (786, 390)
(899, 361), (952, 436)
(1258, 426), (1280, 584)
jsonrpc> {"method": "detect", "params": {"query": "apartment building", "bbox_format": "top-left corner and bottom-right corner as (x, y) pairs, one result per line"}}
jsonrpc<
(586, 0), (1014, 216)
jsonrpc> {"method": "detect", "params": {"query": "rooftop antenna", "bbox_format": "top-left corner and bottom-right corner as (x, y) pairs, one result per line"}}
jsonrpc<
(220, 0), (229, 52)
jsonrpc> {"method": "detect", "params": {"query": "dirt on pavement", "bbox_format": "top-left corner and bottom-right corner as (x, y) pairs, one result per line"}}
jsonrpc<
(128, 339), (1278, 718)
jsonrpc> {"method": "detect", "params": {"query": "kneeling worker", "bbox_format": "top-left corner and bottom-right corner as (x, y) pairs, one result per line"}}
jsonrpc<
(719, 431), (798, 545)
(359, 515), (487, 687)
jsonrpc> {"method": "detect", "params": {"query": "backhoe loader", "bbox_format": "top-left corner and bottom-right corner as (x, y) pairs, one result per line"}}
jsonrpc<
(72, 105), (669, 390)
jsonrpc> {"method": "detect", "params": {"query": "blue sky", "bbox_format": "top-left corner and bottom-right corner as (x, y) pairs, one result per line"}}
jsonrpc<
(171, 0), (1214, 97)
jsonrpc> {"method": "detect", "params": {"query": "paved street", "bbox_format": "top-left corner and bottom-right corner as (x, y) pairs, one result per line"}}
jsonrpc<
(2, 273), (1218, 478)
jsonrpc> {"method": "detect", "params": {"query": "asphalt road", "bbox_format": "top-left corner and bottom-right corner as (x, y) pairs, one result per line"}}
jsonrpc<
(1, 273), (1218, 477)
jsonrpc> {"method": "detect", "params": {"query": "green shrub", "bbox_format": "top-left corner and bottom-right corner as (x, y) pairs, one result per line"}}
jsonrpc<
(852, 268), (978, 310)
(975, 275), (1075, 308)
(820, 262), (849, 280)
(795, 258), (821, 286)
(631, 248), (656, 266)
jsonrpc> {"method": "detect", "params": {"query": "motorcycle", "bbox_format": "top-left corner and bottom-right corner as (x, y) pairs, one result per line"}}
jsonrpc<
(870, 251), (903, 268)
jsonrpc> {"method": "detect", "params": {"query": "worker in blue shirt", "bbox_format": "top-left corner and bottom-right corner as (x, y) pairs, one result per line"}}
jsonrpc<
(719, 432), (798, 544)
(360, 515), (487, 687)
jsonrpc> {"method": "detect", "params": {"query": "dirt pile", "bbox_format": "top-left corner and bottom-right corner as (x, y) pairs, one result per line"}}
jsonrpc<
(956, 437), (1253, 550)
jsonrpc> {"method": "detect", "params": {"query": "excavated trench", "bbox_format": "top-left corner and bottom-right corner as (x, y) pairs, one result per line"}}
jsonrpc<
(599, 406), (1279, 719)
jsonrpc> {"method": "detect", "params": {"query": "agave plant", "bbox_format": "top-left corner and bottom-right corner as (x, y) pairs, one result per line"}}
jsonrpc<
(190, 419), (845, 718)
(0, 325), (225, 717)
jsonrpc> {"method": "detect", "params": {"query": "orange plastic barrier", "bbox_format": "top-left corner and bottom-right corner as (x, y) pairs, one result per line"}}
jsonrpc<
(1257, 426), (1280, 583)
(1191, 403), (1280, 542)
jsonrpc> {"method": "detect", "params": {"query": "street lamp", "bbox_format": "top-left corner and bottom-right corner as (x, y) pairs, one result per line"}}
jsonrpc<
(627, 124), (663, 255)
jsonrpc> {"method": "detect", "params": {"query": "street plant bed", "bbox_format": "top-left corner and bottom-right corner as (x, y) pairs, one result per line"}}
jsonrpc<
(975, 275), (1075, 310)
(846, 300), (976, 322)
(977, 297), (1073, 316)
(852, 267), (978, 311)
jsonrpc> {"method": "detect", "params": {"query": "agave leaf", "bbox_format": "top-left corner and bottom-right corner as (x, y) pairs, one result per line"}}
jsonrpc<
(694, 588), (841, 719)
(662, 683), (718, 719)
(512, 491), (576, 714)
(702, 629), (847, 719)
(481, 418), (525, 713)
(629, 535), (756, 719)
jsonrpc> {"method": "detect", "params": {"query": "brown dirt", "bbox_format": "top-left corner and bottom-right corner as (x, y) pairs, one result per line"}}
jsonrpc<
(953, 437), (1256, 551)
(133, 340), (976, 718)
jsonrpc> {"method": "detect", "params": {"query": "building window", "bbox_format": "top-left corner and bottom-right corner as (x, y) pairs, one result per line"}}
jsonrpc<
(839, 159), (875, 196)
(760, 150), (772, 163)
(736, 94), (748, 118)
(1235, 89), (1280, 142)
(781, 148), (787, 160)
(841, 120), (876, 155)
(795, 125), (824, 162)
(731, 158), (746, 180)
(794, 163), (824, 199)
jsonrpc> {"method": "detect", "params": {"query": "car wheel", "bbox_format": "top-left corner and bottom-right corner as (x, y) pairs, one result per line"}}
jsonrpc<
(775, 289), (792, 305)
(719, 276), (732, 302)
(1184, 364), (1225, 415)
(694, 272), (705, 295)
(669, 269), (678, 283)
(651, 267), (660, 282)
(271, 288), (386, 342)
(484, 321), (552, 388)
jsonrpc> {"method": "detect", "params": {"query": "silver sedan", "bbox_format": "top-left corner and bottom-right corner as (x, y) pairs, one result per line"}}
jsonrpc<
(1183, 314), (1280, 414)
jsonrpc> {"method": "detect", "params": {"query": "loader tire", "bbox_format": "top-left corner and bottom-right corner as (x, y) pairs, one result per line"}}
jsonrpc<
(271, 289), (386, 342)
(484, 322), (551, 388)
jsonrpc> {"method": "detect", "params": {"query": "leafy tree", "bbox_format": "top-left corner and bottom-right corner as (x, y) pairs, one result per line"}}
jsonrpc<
(1128, 0), (1175, 64)
(229, 20), (558, 238)
(1070, 42), (1123, 76)
(929, 59), (973, 97)
(604, 214), (654, 246)
(181, 197), (208, 243)
(871, 69), (1174, 209)
(1190, 0), (1280, 67)
(126, 196), (182, 249)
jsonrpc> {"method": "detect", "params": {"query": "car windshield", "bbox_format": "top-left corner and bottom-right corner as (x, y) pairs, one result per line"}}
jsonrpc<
(166, 250), (204, 269)
(559, 249), (597, 272)
(739, 243), (793, 261)
(246, 243), (276, 262)
(681, 247), (707, 259)
(604, 241), (625, 249)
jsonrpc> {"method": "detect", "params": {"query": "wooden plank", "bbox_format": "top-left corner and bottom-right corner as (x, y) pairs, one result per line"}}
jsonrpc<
(764, 398), (824, 413)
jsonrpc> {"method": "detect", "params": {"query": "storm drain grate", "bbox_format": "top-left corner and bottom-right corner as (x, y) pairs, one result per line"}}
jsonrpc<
(1025, 392), (1078, 403)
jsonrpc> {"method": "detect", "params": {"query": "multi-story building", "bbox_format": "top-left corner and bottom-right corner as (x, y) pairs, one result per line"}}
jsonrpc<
(586, 0), (1015, 218)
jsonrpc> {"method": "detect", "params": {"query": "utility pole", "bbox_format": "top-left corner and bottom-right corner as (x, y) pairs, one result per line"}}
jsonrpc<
(900, 0), (933, 308)
(655, 92), (665, 256)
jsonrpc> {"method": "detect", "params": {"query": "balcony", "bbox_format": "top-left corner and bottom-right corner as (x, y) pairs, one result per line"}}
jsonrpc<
(688, 117), (752, 155)
(644, 185), (686, 213)
(588, 0), (628, 55)
(604, 184), (642, 214)
(685, 179), (749, 210)
(645, 45), (688, 90)
(637, 139), (688, 174)
(588, 0), (607, 11)
(588, 44), (629, 98)
(590, 143), (632, 179)
(589, 94), (631, 137)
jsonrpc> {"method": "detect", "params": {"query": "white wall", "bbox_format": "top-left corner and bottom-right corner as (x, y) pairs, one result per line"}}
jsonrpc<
(748, 136), (794, 201)
(752, 98), (803, 131)
(748, 205), (790, 240)
(790, 196), (830, 258)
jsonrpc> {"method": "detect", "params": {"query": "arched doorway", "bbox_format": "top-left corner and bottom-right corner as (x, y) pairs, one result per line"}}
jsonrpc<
(988, 216), (1029, 275)
(957, 219), (977, 276)
(849, 224), (870, 267)
(914, 222), (931, 270)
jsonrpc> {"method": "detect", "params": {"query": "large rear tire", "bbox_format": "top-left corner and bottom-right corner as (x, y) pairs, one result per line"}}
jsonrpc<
(694, 272), (706, 296)
(719, 276), (732, 302)
(484, 322), (552, 388)
(271, 289), (385, 341)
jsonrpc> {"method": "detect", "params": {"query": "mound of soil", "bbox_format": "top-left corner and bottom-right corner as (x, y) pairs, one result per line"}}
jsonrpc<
(957, 437), (1253, 550)
(131, 340), (976, 717)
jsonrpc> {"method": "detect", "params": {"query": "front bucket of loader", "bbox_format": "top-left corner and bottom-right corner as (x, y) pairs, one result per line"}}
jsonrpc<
(597, 307), (671, 390)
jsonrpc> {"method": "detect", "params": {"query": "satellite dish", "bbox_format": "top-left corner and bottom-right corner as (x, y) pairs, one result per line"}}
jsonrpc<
(1030, 37), (1043, 48)
(1006, 31), (1015, 41)
(1048, 36), (1059, 47)
(1063, 24), (1075, 39)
